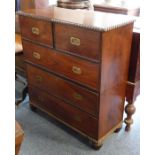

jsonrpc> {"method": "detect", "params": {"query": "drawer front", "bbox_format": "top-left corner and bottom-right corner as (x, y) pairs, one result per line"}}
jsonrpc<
(19, 16), (53, 46)
(54, 23), (101, 61)
(23, 40), (99, 90)
(29, 86), (98, 139)
(27, 64), (99, 116)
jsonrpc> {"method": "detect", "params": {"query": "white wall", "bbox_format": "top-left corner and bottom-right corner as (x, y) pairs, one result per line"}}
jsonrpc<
(49, 0), (57, 5)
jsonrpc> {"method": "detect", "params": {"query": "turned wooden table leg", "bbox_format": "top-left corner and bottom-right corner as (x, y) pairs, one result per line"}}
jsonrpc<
(124, 101), (136, 131)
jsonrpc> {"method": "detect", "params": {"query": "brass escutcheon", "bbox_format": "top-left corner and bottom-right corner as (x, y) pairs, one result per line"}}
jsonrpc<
(70, 37), (80, 46)
(32, 27), (40, 35)
(36, 75), (42, 82)
(73, 92), (83, 101)
(33, 52), (40, 59)
(38, 96), (44, 102)
(72, 66), (82, 75)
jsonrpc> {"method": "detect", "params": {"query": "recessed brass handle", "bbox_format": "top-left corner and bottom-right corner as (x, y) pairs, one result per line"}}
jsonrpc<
(70, 37), (80, 46)
(74, 115), (82, 122)
(38, 96), (44, 102)
(36, 75), (42, 82)
(33, 52), (40, 60)
(73, 92), (83, 101)
(72, 66), (82, 75)
(32, 27), (40, 35)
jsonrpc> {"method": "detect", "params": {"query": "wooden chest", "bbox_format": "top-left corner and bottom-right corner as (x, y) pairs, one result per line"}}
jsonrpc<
(15, 121), (24, 155)
(18, 6), (134, 149)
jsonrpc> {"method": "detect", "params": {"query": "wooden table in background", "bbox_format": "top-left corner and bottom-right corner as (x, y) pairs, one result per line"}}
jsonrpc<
(94, 0), (140, 16)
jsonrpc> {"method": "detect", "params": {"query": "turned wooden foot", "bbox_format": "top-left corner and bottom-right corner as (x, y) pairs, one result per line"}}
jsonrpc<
(124, 101), (136, 131)
(89, 140), (103, 150)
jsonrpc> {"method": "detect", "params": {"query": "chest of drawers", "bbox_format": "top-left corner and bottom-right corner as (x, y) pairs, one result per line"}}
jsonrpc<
(18, 6), (134, 149)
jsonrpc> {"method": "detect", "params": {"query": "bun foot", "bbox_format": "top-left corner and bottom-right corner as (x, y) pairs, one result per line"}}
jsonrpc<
(30, 104), (37, 111)
(89, 140), (103, 150)
(114, 126), (122, 133)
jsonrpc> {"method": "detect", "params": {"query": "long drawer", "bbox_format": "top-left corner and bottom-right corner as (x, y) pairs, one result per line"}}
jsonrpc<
(54, 23), (101, 61)
(23, 40), (100, 90)
(29, 86), (98, 139)
(27, 64), (99, 116)
(19, 16), (53, 46)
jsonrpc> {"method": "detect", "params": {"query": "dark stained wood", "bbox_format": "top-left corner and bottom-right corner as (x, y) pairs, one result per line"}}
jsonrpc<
(18, 6), (134, 148)
(29, 86), (98, 139)
(22, 40), (100, 90)
(128, 31), (140, 82)
(54, 23), (101, 61)
(19, 16), (53, 46)
(26, 64), (99, 116)
(126, 81), (140, 103)
(15, 52), (26, 77)
(15, 34), (26, 77)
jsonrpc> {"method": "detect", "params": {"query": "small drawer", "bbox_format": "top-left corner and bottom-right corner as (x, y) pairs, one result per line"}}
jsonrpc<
(29, 86), (98, 139)
(23, 40), (100, 90)
(27, 64), (99, 116)
(54, 23), (101, 61)
(19, 16), (53, 46)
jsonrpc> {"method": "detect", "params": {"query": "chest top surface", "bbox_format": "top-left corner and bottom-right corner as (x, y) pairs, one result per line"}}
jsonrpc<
(17, 6), (135, 32)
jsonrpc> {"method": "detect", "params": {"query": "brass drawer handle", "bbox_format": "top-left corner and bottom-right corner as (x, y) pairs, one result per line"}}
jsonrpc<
(36, 75), (42, 82)
(74, 115), (82, 122)
(33, 52), (40, 60)
(38, 96), (44, 102)
(32, 27), (40, 35)
(72, 66), (82, 75)
(73, 93), (83, 101)
(70, 37), (80, 46)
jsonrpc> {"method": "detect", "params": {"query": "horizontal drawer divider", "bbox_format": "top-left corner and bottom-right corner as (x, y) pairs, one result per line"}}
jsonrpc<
(22, 38), (53, 49)
(54, 48), (101, 63)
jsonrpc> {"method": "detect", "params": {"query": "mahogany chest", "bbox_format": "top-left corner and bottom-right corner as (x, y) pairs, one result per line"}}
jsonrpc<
(18, 6), (134, 149)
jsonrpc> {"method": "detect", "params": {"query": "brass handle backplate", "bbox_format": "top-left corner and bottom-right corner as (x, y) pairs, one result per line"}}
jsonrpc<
(32, 27), (40, 35)
(38, 96), (44, 102)
(72, 66), (82, 75)
(36, 75), (42, 82)
(73, 93), (83, 101)
(33, 52), (40, 59)
(70, 37), (80, 46)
